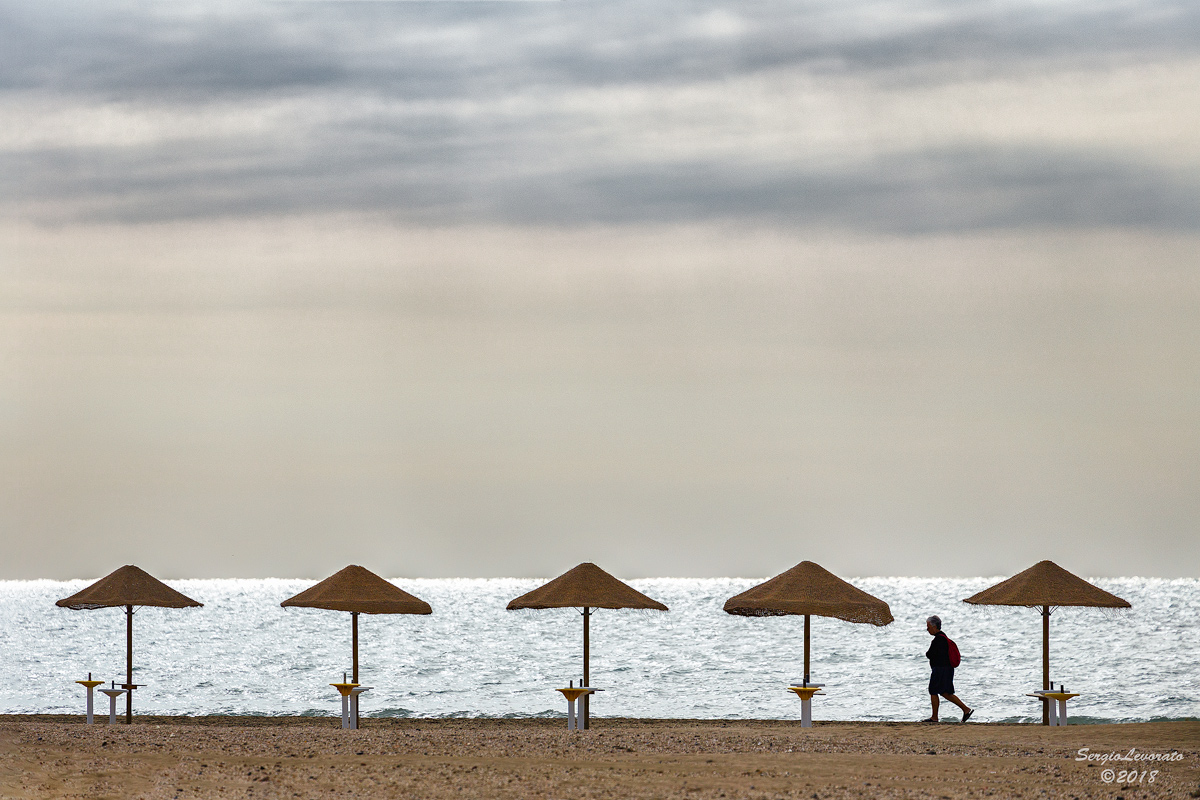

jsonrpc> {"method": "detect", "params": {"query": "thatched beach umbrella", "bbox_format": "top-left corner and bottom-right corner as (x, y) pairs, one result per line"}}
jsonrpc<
(281, 565), (431, 717)
(723, 561), (893, 685)
(56, 565), (202, 724)
(963, 559), (1129, 725)
(507, 563), (667, 729)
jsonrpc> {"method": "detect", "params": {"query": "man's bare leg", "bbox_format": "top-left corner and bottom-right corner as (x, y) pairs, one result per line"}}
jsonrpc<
(941, 693), (972, 719)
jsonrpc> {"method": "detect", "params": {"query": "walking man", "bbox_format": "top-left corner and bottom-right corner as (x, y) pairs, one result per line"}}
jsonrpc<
(924, 615), (972, 723)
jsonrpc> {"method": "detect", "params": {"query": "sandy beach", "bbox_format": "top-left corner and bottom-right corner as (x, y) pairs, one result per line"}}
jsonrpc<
(1, 716), (1195, 799)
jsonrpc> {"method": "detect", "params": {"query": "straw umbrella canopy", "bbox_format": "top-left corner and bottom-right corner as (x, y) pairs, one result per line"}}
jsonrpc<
(723, 561), (893, 685)
(56, 565), (202, 724)
(963, 559), (1129, 724)
(280, 565), (431, 687)
(507, 562), (667, 729)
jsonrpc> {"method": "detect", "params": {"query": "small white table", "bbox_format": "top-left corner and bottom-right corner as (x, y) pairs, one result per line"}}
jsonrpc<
(349, 686), (372, 729)
(556, 687), (600, 730)
(330, 682), (358, 729)
(76, 678), (104, 725)
(1027, 691), (1080, 725)
(787, 684), (826, 728)
(99, 687), (127, 725)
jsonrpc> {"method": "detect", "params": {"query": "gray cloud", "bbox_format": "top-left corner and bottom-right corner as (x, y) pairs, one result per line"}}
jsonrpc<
(7, 138), (1199, 232)
(5, 0), (1199, 99)
(500, 148), (1200, 231)
(3, 0), (1199, 229)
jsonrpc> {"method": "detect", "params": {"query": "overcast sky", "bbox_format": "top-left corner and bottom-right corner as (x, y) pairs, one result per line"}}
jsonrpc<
(2, 0), (1198, 580)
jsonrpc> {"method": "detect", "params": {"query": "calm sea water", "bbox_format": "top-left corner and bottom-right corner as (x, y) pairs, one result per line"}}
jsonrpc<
(0, 577), (1196, 724)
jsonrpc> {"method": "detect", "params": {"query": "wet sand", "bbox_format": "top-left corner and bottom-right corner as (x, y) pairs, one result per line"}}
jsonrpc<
(1, 716), (1196, 799)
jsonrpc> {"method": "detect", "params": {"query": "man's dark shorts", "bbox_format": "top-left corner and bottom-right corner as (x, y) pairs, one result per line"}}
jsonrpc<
(929, 665), (955, 696)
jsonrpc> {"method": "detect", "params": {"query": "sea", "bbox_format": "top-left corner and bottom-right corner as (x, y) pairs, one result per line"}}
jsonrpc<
(1, 577), (1196, 724)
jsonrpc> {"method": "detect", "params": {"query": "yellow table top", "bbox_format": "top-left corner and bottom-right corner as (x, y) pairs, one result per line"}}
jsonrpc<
(556, 688), (592, 701)
(787, 687), (826, 698)
(76, 680), (105, 689)
(1042, 692), (1080, 701)
(330, 682), (360, 697)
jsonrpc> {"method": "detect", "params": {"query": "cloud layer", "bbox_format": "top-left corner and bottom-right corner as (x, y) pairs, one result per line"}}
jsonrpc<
(4, 0), (1199, 229)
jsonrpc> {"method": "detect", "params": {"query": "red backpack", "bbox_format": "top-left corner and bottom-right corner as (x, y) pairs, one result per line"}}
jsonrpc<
(942, 633), (962, 668)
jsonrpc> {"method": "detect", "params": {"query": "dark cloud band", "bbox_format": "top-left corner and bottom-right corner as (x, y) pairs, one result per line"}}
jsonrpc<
(3, 0), (1198, 230)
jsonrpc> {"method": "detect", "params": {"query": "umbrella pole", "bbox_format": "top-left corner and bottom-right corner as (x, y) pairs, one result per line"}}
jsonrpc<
(352, 612), (360, 684)
(804, 614), (810, 685)
(583, 606), (590, 730)
(125, 605), (133, 725)
(352, 612), (360, 729)
(1042, 605), (1050, 726)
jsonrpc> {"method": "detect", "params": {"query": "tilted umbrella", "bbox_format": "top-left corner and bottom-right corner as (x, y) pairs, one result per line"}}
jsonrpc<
(963, 559), (1129, 725)
(281, 565), (431, 722)
(56, 565), (202, 724)
(723, 561), (893, 685)
(507, 563), (667, 729)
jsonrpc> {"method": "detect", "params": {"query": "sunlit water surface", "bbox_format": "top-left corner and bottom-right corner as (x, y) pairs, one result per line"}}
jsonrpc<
(1, 577), (1196, 723)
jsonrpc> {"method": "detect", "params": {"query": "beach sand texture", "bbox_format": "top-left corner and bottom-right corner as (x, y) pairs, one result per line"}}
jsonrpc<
(1, 717), (1196, 799)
